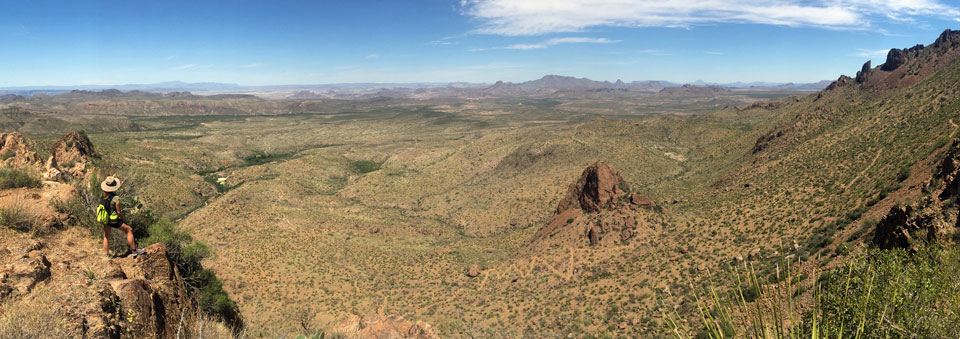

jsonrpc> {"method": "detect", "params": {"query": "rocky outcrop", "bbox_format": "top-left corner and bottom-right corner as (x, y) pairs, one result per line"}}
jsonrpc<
(0, 130), (98, 182)
(932, 29), (960, 51)
(855, 60), (871, 83)
(105, 243), (195, 338)
(880, 45), (923, 72)
(533, 162), (657, 247)
(824, 75), (852, 91)
(555, 161), (627, 214)
(0, 250), (51, 300)
(50, 130), (98, 178)
(536, 161), (625, 239)
(873, 139), (960, 250)
(752, 130), (784, 154)
(333, 314), (441, 339)
(0, 241), (198, 338)
(0, 132), (40, 169)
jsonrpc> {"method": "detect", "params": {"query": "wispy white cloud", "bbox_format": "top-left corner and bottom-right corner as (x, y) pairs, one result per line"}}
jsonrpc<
(172, 64), (197, 70)
(505, 37), (619, 49)
(639, 49), (671, 56)
(704, 50), (724, 55)
(461, 0), (956, 36)
(240, 63), (261, 68)
(365, 54), (380, 59)
(854, 48), (890, 58)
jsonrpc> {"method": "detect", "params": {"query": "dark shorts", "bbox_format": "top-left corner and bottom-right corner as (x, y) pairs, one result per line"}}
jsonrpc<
(108, 220), (123, 228)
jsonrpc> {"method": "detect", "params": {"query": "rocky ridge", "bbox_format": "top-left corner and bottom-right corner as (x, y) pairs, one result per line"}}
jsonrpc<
(873, 138), (960, 250)
(831, 29), (960, 92)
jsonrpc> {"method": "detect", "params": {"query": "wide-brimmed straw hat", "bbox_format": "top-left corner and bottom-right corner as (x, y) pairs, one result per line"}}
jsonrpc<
(101, 176), (121, 193)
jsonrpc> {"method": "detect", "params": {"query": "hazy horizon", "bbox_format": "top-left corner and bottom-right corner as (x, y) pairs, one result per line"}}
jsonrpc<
(0, 76), (835, 90)
(2, 1), (958, 87)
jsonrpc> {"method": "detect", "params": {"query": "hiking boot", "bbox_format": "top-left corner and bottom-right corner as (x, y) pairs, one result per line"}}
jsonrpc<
(130, 248), (146, 257)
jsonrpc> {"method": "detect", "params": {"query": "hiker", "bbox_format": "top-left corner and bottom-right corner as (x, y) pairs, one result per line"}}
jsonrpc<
(98, 176), (145, 257)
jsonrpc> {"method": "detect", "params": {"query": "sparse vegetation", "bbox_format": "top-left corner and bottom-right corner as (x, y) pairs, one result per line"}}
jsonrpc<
(0, 168), (41, 189)
(0, 286), (80, 339)
(0, 201), (37, 234)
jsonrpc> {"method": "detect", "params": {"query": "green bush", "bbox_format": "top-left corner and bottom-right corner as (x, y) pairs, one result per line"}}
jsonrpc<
(897, 166), (911, 182)
(673, 245), (960, 338)
(0, 168), (41, 189)
(349, 160), (381, 174)
(810, 246), (960, 337)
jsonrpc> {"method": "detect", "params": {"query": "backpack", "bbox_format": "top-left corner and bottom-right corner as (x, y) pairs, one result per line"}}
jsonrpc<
(96, 195), (119, 225)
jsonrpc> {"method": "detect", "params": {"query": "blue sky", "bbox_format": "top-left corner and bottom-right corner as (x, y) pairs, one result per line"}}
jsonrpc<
(1, 0), (959, 86)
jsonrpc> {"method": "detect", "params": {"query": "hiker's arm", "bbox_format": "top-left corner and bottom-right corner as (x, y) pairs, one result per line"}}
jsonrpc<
(115, 200), (127, 223)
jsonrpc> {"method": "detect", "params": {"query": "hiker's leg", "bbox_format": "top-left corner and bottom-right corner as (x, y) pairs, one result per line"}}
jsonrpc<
(120, 224), (137, 251)
(102, 225), (111, 255)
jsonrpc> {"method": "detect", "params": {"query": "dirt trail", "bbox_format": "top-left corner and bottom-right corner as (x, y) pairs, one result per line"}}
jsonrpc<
(845, 149), (882, 189)
(950, 119), (958, 138)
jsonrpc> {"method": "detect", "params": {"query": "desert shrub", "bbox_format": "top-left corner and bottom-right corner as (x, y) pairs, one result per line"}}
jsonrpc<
(0, 151), (13, 160)
(0, 201), (36, 234)
(0, 168), (41, 189)
(60, 161), (75, 168)
(349, 160), (381, 174)
(897, 166), (911, 182)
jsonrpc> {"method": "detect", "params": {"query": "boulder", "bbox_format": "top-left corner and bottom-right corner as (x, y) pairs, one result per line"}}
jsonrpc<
(466, 264), (482, 278)
(629, 193), (654, 206)
(0, 251), (51, 299)
(42, 156), (66, 181)
(587, 226), (600, 245)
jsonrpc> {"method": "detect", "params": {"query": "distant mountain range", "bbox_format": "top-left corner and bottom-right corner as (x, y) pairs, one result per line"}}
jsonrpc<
(0, 76), (831, 99)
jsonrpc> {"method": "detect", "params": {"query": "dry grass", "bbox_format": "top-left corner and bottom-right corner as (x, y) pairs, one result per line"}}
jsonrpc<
(0, 286), (79, 339)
